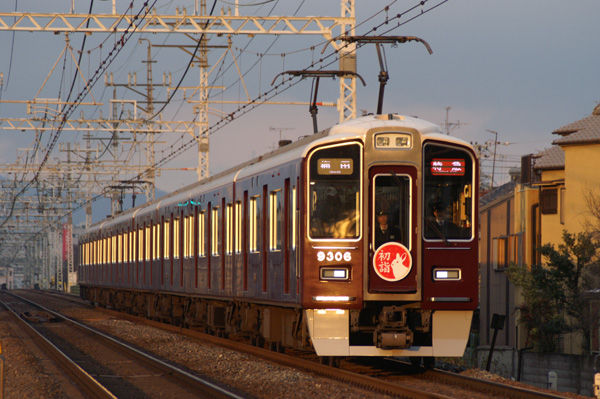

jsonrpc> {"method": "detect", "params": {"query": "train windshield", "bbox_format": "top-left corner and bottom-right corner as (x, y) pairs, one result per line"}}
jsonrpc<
(308, 143), (361, 240)
(423, 143), (474, 241)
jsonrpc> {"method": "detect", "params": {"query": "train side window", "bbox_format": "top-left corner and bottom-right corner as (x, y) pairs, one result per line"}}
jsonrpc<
(85, 242), (88, 267)
(292, 185), (297, 250)
(249, 196), (259, 253)
(188, 215), (194, 258)
(144, 225), (150, 261)
(235, 201), (242, 254)
(154, 223), (161, 260)
(211, 207), (220, 256)
(226, 204), (233, 255)
(136, 227), (142, 262)
(118, 233), (122, 264)
(102, 237), (107, 264)
(269, 190), (282, 251)
(129, 230), (134, 263)
(187, 215), (192, 258)
(106, 236), (111, 264)
(122, 232), (127, 263)
(114, 235), (118, 264)
(173, 218), (180, 259)
(163, 220), (170, 260)
(183, 215), (189, 258)
(198, 211), (206, 257)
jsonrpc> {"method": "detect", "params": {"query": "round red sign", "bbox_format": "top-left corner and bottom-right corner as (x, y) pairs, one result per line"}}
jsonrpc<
(373, 242), (412, 282)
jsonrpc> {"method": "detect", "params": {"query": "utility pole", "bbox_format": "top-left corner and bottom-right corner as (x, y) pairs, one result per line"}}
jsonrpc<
(443, 106), (466, 135)
(486, 129), (498, 189)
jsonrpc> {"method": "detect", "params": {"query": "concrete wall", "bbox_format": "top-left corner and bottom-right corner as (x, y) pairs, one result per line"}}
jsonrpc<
(475, 347), (595, 397)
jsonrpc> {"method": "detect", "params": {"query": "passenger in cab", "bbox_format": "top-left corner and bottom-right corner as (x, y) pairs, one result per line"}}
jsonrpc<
(426, 201), (462, 239)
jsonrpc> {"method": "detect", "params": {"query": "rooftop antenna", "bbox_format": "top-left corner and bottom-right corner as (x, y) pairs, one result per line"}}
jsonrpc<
(443, 106), (467, 135)
(323, 36), (432, 115)
(269, 126), (295, 147)
(272, 70), (366, 133)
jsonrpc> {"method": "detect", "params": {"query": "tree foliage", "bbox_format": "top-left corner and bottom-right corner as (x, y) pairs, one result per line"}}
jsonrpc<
(507, 230), (598, 352)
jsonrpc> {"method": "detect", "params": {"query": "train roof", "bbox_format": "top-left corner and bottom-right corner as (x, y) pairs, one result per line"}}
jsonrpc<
(84, 114), (472, 235)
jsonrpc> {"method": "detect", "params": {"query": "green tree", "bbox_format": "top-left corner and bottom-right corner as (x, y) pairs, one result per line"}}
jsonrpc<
(508, 230), (598, 352)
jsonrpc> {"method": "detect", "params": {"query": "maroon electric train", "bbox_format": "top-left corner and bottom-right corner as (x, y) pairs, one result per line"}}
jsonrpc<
(78, 113), (478, 359)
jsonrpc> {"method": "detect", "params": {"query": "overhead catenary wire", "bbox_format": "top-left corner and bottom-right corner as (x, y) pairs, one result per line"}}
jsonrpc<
(146, 0), (219, 120)
(0, 0), (159, 231)
(4, 0), (449, 253)
(147, 0), (449, 172)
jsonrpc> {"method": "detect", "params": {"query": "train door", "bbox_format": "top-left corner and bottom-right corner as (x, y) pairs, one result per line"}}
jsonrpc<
(368, 166), (418, 292)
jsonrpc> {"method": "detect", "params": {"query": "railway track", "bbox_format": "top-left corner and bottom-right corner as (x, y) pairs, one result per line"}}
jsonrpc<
(17, 290), (577, 399)
(0, 291), (244, 399)
(340, 357), (574, 399)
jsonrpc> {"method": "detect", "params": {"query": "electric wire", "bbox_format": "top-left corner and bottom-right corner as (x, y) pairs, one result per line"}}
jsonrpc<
(142, 0), (449, 175)
(0, 0), (158, 230)
(146, 0), (218, 120)
(3, 0), (448, 253)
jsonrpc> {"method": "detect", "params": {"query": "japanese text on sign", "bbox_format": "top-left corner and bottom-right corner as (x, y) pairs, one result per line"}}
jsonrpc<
(372, 242), (412, 282)
(430, 158), (465, 176)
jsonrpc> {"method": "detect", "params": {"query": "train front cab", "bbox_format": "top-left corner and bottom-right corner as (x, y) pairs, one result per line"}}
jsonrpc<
(302, 125), (478, 358)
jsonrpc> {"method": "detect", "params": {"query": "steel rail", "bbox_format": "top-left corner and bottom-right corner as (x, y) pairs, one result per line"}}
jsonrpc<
(37, 291), (574, 399)
(426, 368), (572, 399)
(5, 291), (245, 399)
(0, 295), (116, 399)
(86, 306), (453, 399)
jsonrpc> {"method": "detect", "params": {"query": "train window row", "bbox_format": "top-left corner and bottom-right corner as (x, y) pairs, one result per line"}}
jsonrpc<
(80, 182), (298, 267)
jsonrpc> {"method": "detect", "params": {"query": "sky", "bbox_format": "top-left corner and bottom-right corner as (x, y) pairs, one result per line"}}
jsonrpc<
(0, 0), (599, 210)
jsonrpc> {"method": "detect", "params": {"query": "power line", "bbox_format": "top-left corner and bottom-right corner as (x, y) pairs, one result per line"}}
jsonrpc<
(5, 0), (449, 243)
(150, 0), (449, 171)
(148, 0), (218, 120)
(0, 0), (158, 230)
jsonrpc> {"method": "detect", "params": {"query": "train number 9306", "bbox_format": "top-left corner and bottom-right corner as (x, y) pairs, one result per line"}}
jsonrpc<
(316, 251), (352, 262)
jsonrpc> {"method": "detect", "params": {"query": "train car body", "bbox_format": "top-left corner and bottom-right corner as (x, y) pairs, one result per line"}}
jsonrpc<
(78, 114), (478, 358)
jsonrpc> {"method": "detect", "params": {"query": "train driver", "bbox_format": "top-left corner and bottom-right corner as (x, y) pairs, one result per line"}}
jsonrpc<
(374, 208), (401, 248)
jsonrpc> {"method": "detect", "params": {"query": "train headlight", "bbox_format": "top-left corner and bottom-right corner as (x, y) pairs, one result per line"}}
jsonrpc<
(433, 268), (461, 281)
(313, 296), (354, 302)
(320, 267), (349, 281)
